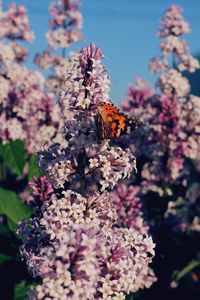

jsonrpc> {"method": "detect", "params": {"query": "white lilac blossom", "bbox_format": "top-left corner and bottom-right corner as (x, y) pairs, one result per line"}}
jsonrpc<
(37, 141), (136, 192)
(18, 43), (156, 299)
(35, 48), (70, 97)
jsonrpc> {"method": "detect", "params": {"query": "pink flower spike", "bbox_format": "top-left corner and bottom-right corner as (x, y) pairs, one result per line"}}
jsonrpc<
(29, 176), (54, 207)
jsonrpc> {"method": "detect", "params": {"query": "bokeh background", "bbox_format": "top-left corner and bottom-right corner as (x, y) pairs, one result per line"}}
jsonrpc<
(7, 0), (200, 102)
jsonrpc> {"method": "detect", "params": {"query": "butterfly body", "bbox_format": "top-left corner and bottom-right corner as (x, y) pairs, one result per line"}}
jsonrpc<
(97, 102), (143, 140)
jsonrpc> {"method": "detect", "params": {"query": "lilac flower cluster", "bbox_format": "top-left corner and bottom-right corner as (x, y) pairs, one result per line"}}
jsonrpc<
(37, 141), (136, 193)
(121, 6), (200, 189)
(36, 44), (135, 193)
(0, 2), (34, 41)
(164, 181), (200, 233)
(0, 3), (61, 153)
(35, 0), (83, 97)
(18, 43), (156, 298)
(118, 4), (200, 239)
(112, 183), (149, 234)
(28, 176), (54, 207)
(46, 0), (82, 49)
(18, 189), (156, 299)
(150, 5), (199, 95)
(35, 47), (69, 97)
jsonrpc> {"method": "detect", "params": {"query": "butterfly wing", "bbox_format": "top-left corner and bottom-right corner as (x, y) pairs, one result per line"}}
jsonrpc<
(97, 102), (143, 140)
(97, 102), (119, 139)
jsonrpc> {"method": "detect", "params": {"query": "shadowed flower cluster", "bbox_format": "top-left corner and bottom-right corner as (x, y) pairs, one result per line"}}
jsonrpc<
(121, 5), (200, 189)
(116, 5), (200, 291)
(112, 183), (149, 234)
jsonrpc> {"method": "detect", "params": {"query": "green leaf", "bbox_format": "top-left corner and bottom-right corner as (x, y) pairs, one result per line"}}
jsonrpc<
(7, 217), (18, 232)
(14, 281), (29, 300)
(0, 253), (13, 265)
(28, 154), (41, 180)
(0, 188), (33, 231)
(0, 223), (12, 235)
(173, 260), (200, 283)
(0, 140), (26, 177)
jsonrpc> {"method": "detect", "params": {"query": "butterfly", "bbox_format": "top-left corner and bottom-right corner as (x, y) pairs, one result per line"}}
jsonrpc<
(97, 102), (143, 140)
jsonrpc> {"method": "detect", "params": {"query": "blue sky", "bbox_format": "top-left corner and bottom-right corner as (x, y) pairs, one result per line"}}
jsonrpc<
(4, 0), (200, 104)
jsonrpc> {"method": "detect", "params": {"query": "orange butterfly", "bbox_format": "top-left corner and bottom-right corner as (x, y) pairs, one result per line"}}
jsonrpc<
(97, 102), (143, 140)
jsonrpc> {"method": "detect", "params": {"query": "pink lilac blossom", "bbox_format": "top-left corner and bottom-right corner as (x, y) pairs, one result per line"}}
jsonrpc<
(183, 95), (200, 161)
(46, 0), (82, 48)
(29, 176), (54, 207)
(112, 183), (149, 234)
(157, 5), (190, 37)
(18, 191), (156, 299)
(0, 3), (34, 41)
(119, 5), (200, 239)
(121, 6), (200, 189)
(37, 45), (135, 193)
(159, 68), (190, 97)
(18, 43), (156, 299)
(150, 5), (199, 95)
(35, 0), (83, 98)
(36, 53), (69, 96)
(0, 3), (62, 153)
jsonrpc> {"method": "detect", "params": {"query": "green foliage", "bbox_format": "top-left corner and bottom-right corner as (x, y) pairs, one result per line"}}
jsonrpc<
(0, 188), (33, 232)
(126, 292), (141, 300)
(0, 253), (13, 265)
(28, 154), (41, 180)
(0, 140), (26, 177)
(173, 259), (200, 284)
(0, 223), (12, 235)
(7, 217), (19, 232)
(126, 295), (134, 300)
(14, 281), (29, 300)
